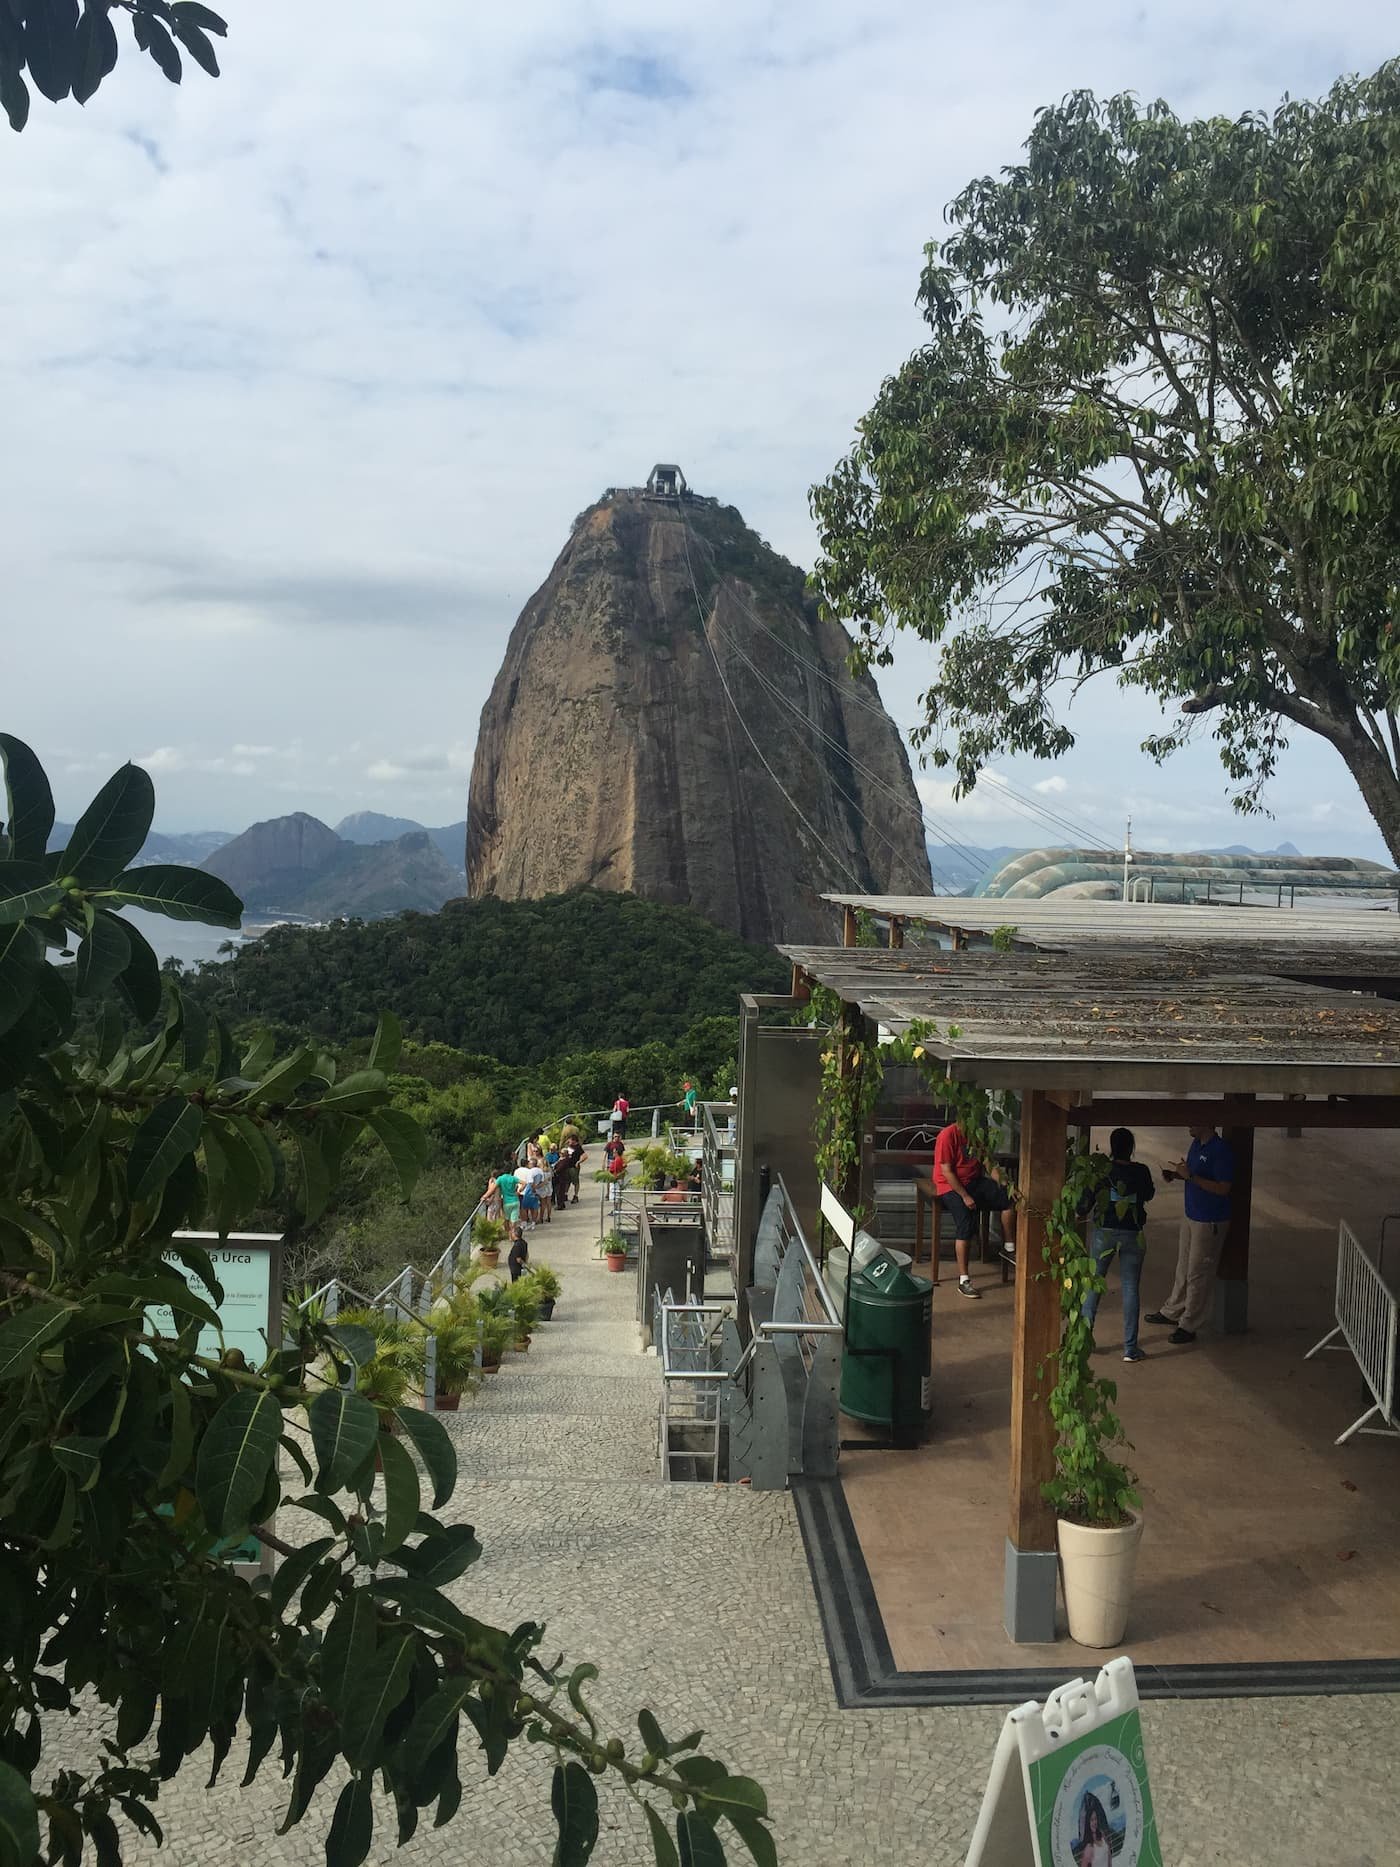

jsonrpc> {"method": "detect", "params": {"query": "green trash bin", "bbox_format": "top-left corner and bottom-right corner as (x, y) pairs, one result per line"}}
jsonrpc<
(839, 1244), (933, 1445)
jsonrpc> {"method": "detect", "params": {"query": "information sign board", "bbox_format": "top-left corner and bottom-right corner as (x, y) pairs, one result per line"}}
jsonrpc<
(965, 1657), (1163, 1867)
(154, 1232), (283, 1578)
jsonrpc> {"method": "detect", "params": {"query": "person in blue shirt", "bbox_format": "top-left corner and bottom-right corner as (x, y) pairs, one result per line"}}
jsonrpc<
(1144, 1124), (1235, 1343)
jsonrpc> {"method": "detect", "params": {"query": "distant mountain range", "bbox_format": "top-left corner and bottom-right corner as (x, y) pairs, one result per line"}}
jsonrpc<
(334, 813), (466, 868)
(202, 813), (466, 919)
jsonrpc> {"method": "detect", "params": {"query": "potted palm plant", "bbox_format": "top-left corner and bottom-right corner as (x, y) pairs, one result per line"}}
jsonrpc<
(527, 1263), (561, 1321)
(600, 1229), (628, 1273)
(507, 1277), (542, 1352)
(472, 1212), (506, 1271)
(427, 1314), (480, 1410)
(1045, 1174), (1144, 1647)
(458, 1283), (515, 1372)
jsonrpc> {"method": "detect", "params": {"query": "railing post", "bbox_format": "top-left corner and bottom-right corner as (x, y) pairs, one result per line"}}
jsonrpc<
(325, 1282), (339, 1321)
(652, 1105), (661, 1138)
(423, 1330), (436, 1410)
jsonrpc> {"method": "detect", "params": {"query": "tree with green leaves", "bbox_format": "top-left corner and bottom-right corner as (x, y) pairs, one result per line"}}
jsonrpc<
(1, 1), (227, 133)
(811, 62), (1400, 859)
(0, 737), (775, 1867)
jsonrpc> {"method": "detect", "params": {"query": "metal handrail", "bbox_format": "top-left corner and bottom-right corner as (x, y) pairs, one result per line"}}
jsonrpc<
(728, 1318), (844, 1385)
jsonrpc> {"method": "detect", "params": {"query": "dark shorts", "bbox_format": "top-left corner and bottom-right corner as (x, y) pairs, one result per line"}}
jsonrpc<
(938, 1173), (1012, 1242)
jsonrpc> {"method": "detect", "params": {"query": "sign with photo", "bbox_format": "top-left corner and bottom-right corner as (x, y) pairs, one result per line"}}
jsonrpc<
(965, 1657), (1164, 1867)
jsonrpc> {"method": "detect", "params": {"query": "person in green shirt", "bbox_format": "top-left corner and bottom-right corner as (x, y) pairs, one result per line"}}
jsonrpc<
(682, 1080), (698, 1119)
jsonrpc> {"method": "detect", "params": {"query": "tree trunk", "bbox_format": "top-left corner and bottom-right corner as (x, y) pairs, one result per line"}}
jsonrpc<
(1331, 721), (1400, 866)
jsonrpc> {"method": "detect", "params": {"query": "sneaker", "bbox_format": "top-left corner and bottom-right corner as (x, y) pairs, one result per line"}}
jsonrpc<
(957, 1276), (981, 1300)
(1167, 1328), (1196, 1345)
(1123, 1348), (1145, 1363)
(998, 1242), (1016, 1263)
(1143, 1311), (1173, 1326)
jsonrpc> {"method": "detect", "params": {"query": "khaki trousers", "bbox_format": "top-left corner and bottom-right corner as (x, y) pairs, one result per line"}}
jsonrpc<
(1162, 1217), (1227, 1334)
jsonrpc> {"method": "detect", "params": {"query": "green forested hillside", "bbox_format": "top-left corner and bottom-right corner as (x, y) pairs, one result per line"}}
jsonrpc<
(189, 888), (788, 1054)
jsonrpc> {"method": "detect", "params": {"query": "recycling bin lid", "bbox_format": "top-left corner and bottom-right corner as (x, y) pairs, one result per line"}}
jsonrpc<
(852, 1246), (930, 1298)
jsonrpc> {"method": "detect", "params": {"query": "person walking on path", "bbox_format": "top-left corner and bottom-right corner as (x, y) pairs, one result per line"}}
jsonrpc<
(482, 1171), (505, 1224)
(497, 1160), (522, 1227)
(1080, 1128), (1155, 1363)
(1145, 1123), (1235, 1344)
(932, 1120), (1015, 1299)
(610, 1093), (630, 1138)
(681, 1080), (698, 1120)
(557, 1135), (585, 1206)
(507, 1224), (529, 1282)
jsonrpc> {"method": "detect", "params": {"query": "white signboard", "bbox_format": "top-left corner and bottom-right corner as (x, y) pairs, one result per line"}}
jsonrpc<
(153, 1231), (281, 1365)
(965, 1657), (1164, 1867)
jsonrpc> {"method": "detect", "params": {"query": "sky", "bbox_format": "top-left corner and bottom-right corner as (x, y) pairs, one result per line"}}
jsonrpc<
(3, 1), (1397, 861)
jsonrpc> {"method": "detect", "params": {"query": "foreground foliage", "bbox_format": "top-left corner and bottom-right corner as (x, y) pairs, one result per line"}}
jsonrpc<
(1, 739), (776, 1866)
(1, 2), (227, 133)
(813, 62), (1400, 860)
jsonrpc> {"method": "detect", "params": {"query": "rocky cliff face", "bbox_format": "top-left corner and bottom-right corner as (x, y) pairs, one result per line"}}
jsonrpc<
(466, 489), (931, 944)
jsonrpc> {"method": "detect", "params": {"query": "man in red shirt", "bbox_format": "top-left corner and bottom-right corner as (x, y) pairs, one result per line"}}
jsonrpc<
(610, 1093), (630, 1137)
(932, 1122), (1015, 1298)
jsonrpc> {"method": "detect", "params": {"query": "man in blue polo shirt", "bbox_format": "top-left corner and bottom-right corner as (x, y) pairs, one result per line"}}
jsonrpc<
(1145, 1123), (1234, 1343)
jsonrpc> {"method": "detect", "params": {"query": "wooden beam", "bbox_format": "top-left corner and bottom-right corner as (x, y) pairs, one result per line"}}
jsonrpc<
(887, 917), (904, 950)
(1218, 1097), (1255, 1334)
(788, 964), (812, 1005)
(842, 906), (859, 948)
(1065, 1096), (1400, 1130)
(1008, 1089), (1067, 1555)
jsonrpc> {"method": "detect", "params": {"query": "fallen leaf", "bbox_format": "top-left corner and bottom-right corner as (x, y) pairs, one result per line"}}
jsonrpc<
(1341, 1479), (1359, 1493)
(1336, 1549), (1358, 1562)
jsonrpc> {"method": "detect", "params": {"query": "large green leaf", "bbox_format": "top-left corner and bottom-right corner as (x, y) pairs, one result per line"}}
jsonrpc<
(0, 64), (30, 134)
(127, 1096), (204, 1203)
(294, 1129), (331, 1223)
(0, 734), (55, 862)
(726, 1811), (778, 1867)
(23, 1), (78, 102)
(0, 920), (40, 1037)
(375, 1430), (421, 1556)
(52, 1434), (106, 1492)
(71, 1), (118, 105)
(238, 1043), (317, 1110)
(644, 1803), (681, 1867)
(309, 1388), (380, 1492)
(550, 1762), (599, 1866)
(0, 1759), (40, 1867)
(393, 1405), (457, 1509)
(367, 1011), (401, 1074)
(369, 1578), (472, 1642)
(677, 1813), (727, 1866)
(365, 1108), (428, 1195)
(195, 1390), (283, 1537)
(394, 1683), (469, 1789)
(0, 1301), (69, 1381)
(99, 864), (242, 927)
(393, 1521), (481, 1587)
(315, 1070), (388, 1114)
(59, 762), (155, 884)
(692, 1776), (767, 1821)
(172, 4), (229, 36)
(339, 1634), (415, 1769)
(325, 1775), (373, 1867)
(320, 1590), (377, 1719)
(74, 908), (131, 997)
(115, 914), (162, 1022)
(90, 1271), (221, 1334)
(0, 859), (64, 926)
(267, 1536), (335, 1619)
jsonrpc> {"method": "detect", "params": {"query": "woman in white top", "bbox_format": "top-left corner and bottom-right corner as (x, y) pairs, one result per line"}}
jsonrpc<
(1077, 1794), (1113, 1867)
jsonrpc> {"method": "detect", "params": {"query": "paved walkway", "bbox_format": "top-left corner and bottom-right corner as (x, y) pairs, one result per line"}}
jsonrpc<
(44, 1190), (1400, 1864)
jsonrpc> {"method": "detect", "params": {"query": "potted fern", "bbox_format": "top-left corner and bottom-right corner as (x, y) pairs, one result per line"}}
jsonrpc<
(600, 1229), (628, 1273)
(472, 1212), (506, 1271)
(507, 1277), (542, 1352)
(1045, 1171), (1144, 1646)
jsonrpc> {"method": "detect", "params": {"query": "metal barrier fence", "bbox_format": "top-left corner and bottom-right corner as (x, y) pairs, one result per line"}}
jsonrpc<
(659, 1299), (729, 1482)
(729, 1180), (842, 1487)
(1305, 1218), (1400, 1444)
(701, 1101), (737, 1264)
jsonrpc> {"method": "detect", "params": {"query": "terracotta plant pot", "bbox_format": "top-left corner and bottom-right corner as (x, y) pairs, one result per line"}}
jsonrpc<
(605, 1252), (627, 1273)
(514, 1335), (531, 1353)
(538, 1298), (556, 1322)
(1057, 1510), (1143, 1647)
(482, 1352), (502, 1374)
(434, 1391), (462, 1411)
(477, 1248), (501, 1269)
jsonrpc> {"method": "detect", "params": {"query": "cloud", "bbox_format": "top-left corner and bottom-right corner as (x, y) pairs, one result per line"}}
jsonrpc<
(1034, 775), (1068, 795)
(4, 1), (1396, 861)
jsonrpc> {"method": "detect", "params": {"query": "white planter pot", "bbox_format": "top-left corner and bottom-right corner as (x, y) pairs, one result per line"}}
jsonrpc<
(1057, 1511), (1143, 1648)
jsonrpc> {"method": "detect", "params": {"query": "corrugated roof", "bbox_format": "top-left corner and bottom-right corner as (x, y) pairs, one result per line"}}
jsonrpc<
(781, 944), (1400, 1094)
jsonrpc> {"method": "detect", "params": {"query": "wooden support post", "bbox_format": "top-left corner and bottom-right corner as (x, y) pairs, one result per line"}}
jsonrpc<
(887, 917), (904, 950)
(1216, 1095), (1254, 1335)
(1283, 1091), (1303, 1139)
(842, 906), (859, 948)
(1004, 1087), (1067, 1643)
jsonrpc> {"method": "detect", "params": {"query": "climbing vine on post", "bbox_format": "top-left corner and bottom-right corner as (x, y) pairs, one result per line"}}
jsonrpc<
(807, 986), (883, 1222)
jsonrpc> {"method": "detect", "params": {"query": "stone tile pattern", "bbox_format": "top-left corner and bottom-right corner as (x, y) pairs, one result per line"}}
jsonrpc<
(40, 1193), (1400, 1863)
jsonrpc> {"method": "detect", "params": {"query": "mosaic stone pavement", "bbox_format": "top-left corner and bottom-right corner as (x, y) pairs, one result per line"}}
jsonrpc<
(41, 1190), (1400, 1864)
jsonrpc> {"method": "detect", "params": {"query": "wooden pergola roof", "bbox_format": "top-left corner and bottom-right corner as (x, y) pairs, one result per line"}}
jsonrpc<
(822, 893), (1400, 954)
(781, 943), (1400, 1094)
